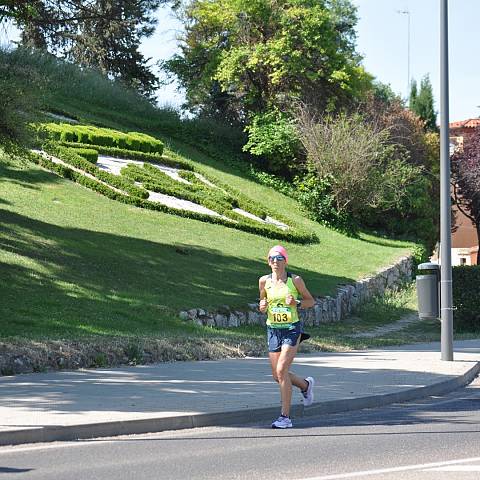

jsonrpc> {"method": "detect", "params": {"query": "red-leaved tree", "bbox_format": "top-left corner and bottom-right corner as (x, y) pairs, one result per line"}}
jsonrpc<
(451, 127), (480, 264)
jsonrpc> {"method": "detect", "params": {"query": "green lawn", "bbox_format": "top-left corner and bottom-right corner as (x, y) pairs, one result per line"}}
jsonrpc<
(0, 143), (413, 341)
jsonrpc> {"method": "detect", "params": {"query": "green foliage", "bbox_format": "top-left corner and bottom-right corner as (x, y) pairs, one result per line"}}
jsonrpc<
(296, 109), (438, 247)
(59, 141), (193, 170)
(67, 147), (98, 164)
(410, 244), (429, 268)
(121, 162), (271, 223)
(0, 47), (46, 141)
(36, 139), (317, 244)
(293, 172), (355, 233)
(163, 0), (372, 121)
(453, 266), (480, 332)
(243, 109), (301, 176)
(40, 123), (164, 154)
(359, 156), (437, 247)
(247, 167), (296, 197)
(12, 0), (165, 99)
(42, 141), (149, 199)
(409, 75), (438, 132)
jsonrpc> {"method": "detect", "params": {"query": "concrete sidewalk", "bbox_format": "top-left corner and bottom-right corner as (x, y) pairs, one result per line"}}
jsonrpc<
(0, 340), (479, 446)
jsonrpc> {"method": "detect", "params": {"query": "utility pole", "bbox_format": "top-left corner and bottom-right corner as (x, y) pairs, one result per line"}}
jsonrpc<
(397, 9), (411, 95)
(440, 0), (454, 361)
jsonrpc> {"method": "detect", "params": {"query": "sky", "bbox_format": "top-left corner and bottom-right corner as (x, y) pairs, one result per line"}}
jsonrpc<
(2, 0), (479, 121)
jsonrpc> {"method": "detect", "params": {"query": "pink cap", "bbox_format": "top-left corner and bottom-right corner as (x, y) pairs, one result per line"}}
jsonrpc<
(267, 245), (288, 263)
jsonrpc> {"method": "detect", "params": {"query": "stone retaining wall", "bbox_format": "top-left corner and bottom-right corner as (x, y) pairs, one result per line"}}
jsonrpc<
(179, 256), (414, 328)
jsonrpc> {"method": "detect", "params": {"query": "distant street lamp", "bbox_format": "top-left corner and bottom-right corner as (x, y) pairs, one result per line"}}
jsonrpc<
(397, 9), (411, 95)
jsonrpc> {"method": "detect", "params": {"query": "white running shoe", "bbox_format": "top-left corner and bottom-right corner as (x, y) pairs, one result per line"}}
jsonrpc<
(271, 415), (293, 429)
(302, 376), (315, 406)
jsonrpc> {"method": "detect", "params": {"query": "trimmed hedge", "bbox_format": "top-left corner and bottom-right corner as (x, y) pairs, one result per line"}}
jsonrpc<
(33, 123), (318, 243)
(453, 265), (480, 332)
(122, 164), (235, 214)
(40, 123), (164, 154)
(29, 150), (317, 243)
(67, 147), (98, 164)
(42, 141), (149, 199)
(59, 141), (193, 170)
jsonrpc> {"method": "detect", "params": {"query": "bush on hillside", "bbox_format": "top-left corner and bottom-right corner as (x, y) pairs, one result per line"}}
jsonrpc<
(30, 150), (317, 244)
(67, 147), (98, 164)
(453, 266), (480, 332)
(0, 47), (46, 143)
(295, 108), (437, 247)
(293, 172), (356, 234)
(58, 141), (193, 170)
(40, 123), (164, 154)
(243, 109), (301, 178)
(43, 142), (149, 199)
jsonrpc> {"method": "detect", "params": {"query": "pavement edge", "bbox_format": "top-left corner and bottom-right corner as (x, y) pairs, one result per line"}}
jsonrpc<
(1, 361), (479, 447)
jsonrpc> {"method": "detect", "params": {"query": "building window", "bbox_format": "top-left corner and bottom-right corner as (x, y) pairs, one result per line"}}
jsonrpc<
(460, 257), (467, 265)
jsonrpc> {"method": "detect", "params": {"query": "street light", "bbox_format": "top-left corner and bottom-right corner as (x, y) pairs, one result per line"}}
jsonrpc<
(440, 0), (453, 361)
(397, 9), (411, 95)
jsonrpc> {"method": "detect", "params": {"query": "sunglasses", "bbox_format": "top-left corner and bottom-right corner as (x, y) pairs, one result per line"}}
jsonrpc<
(269, 255), (286, 262)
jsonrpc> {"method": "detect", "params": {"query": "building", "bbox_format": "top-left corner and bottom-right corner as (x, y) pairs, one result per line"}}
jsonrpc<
(449, 118), (479, 265)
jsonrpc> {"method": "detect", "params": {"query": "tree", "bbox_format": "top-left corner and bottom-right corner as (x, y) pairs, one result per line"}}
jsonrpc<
(409, 79), (418, 111)
(451, 127), (480, 264)
(162, 0), (372, 122)
(296, 108), (423, 219)
(5, 1), (165, 99)
(409, 75), (437, 132)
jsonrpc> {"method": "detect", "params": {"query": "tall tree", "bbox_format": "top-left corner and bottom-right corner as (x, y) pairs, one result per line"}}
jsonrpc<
(409, 78), (418, 111)
(451, 127), (480, 264)
(409, 74), (437, 132)
(162, 0), (371, 122)
(6, 0), (165, 99)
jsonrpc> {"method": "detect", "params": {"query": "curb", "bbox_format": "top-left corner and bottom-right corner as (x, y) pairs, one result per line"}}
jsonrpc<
(1, 361), (479, 447)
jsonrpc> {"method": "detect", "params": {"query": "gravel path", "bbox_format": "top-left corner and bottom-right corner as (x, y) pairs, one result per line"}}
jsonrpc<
(347, 312), (423, 338)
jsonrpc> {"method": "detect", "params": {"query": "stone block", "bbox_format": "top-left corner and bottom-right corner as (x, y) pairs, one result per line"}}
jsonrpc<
(228, 313), (239, 327)
(214, 314), (227, 327)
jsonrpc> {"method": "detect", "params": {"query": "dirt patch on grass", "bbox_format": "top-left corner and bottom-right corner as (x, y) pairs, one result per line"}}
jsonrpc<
(0, 336), (327, 376)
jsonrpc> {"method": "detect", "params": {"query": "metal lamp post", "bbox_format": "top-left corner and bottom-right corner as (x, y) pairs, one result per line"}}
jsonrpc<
(440, 0), (454, 361)
(397, 9), (411, 94)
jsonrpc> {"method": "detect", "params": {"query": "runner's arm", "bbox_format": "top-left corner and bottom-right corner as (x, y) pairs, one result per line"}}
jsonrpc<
(258, 276), (268, 313)
(292, 275), (315, 308)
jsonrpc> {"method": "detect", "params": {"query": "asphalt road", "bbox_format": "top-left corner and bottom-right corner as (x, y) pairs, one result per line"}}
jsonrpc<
(1, 376), (480, 480)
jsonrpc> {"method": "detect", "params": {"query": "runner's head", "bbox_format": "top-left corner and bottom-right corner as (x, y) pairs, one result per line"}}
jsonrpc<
(267, 245), (288, 264)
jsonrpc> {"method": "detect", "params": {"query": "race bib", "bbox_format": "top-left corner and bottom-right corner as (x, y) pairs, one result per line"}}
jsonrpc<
(270, 306), (292, 324)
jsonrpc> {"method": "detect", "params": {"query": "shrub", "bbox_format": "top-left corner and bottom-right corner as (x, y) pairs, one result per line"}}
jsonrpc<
(243, 109), (301, 177)
(40, 123), (164, 155)
(294, 172), (355, 233)
(59, 141), (192, 170)
(452, 266), (480, 332)
(42, 142), (149, 199)
(67, 147), (98, 164)
(30, 150), (317, 243)
(0, 47), (46, 142)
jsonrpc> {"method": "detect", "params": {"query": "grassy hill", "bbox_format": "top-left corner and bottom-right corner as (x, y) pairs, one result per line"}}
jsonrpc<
(0, 50), (421, 369)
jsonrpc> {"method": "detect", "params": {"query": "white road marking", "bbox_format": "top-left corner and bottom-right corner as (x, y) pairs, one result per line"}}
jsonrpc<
(296, 456), (480, 479)
(423, 465), (480, 472)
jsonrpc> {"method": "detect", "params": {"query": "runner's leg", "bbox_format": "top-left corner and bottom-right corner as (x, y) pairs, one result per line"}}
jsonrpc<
(270, 351), (308, 390)
(276, 344), (302, 417)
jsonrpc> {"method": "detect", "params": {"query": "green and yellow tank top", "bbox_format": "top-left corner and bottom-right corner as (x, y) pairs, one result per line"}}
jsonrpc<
(265, 272), (300, 328)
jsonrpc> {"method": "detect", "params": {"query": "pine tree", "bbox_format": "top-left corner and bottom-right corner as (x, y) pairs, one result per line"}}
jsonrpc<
(409, 79), (418, 112)
(8, 0), (166, 99)
(409, 75), (437, 132)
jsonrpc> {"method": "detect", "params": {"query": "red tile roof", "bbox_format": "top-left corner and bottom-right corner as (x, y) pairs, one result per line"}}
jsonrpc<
(450, 118), (480, 129)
